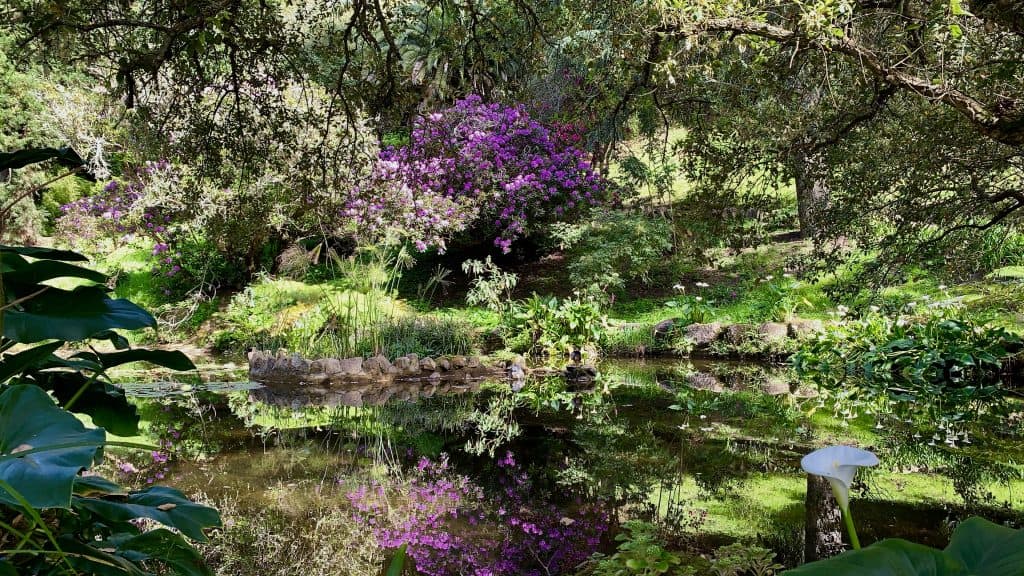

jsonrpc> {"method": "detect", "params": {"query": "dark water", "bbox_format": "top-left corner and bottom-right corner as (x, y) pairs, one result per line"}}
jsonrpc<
(117, 358), (1024, 574)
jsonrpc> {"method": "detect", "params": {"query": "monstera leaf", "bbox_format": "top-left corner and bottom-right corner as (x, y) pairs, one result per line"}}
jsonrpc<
(0, 147), (86, 171)
(0, 385), (104, 508)
(38, 372), (140, 436)
(110, 529), (212, 576)
(3, 286), (156, 342)
(0, 245), (89, 261)
(77, 348), (196, 372)
(944, 517), (1024, 576)
(74, 486), (221, 542)
(0, 258), (107, 285)
(0, 341), (65, 382)
(785, 517), (1024, 576)
(0, 147), (95, 181)
(3, 346), (193, 436)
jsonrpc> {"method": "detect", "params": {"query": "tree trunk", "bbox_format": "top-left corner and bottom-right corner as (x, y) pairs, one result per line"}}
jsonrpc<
(804, 474), (844, 562)
(792, 145), (830, 240)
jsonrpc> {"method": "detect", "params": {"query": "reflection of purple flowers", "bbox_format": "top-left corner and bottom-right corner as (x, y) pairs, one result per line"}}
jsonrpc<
(345, 95), (605, 253)
(348, 453), (608, 576)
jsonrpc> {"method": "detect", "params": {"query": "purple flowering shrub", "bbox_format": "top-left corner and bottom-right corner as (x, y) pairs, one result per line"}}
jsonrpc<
(346, 95), (604, 253)
(348, 452), (609, 575)
(57, 160), (186, 283)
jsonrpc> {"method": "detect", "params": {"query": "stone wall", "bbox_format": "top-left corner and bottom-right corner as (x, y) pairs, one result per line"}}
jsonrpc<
(248, 349), (507, 387)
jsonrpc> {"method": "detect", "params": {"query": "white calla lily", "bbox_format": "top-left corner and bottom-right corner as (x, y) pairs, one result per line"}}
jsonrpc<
(801, 445), (879, 549)
(801, 446), (878, 510)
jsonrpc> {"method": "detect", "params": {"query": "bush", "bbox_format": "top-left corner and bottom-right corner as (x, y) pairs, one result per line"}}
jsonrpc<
(346, 94), (605, 253)
(552, 209), (673, 298)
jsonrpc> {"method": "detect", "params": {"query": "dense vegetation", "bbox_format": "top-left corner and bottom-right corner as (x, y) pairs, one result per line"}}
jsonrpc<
(2, 0), (1024, 575)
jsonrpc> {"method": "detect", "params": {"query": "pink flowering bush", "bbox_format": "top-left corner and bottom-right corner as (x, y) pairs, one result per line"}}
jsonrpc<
(346, 95), (604, 253)
(348, 452), (608, 575)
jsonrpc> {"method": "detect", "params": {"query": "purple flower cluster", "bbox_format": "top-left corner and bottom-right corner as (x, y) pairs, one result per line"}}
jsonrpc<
(348, 452), (608, 575)
(346, 95), (604, 253)
(58, 160), (185, 283)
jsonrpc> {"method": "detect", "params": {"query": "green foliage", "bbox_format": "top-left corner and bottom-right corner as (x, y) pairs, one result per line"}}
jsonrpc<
(0, 241), (218, 574)
(794, 306), (1022, 435)
(553, 209), (674, 298)
(667, 294), (715, 325)
(591, 521), (683, 576)
(463, 256), (519, 318)
(709, 543), (783, 576)
(784, 517), (1023, 576)
(509, 293), (607, 355)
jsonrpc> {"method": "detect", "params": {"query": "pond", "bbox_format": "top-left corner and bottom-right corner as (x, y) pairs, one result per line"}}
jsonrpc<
(110, 357), (1024, 576)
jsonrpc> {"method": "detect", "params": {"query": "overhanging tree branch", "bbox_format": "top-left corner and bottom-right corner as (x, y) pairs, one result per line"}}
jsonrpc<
(665, 17), (1024, 146)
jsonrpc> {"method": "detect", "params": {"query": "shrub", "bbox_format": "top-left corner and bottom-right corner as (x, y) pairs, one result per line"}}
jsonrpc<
(589, 520), (682, 576)
(345, 94), (605, 253)
(552, 209), (673, 298)
(509, 293), (608, 356)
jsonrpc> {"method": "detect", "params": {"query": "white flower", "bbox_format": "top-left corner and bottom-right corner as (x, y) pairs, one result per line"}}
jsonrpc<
(938, 284), (947, 290)
(869, 305), (880, 313)
(800, 446), (879, 510)
(673, 284), (685, 292)
(695, 281), (710, 288)
(765, 275), (774, 281)
(695, 296), (703, 302)
(783, 273), (793, 278)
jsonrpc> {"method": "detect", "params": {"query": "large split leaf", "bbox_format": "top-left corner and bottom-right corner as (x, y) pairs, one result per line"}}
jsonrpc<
(78, 349), (197, 372)
(944, 517), (1024, 575)
(113, 529), (213, 576)
(0, 147), (94, 181)
(0, 245), (89, 262)
(37, 371), (140, 436)
(0, 340), (64, 382)
(75, 486), (221, 542)
(57, 536), (149, 576)
(3, 286), (156, 343)
(783, 517), (1024, 576)
(0, 385), (104, 508)
(1, 257), (108, 285)
(74, 475), (127, 497)
(0, 147), (86, 171)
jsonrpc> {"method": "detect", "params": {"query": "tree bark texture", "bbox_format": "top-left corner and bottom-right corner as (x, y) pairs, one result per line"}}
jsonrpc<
(805, 473), (844, 562)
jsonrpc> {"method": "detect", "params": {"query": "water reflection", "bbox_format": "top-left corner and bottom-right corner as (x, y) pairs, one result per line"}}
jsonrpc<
(115, 357), (1022, 574)
(250, 379), (483, 407)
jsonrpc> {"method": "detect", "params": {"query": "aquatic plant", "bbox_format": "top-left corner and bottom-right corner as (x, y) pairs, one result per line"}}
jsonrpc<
(348, 453), (609, 576)
(794, 305), (1022, 439)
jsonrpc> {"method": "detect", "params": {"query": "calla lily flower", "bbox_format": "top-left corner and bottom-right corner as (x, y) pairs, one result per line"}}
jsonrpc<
(801, 446), (878, 511)
(801, 445), (879, 549)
